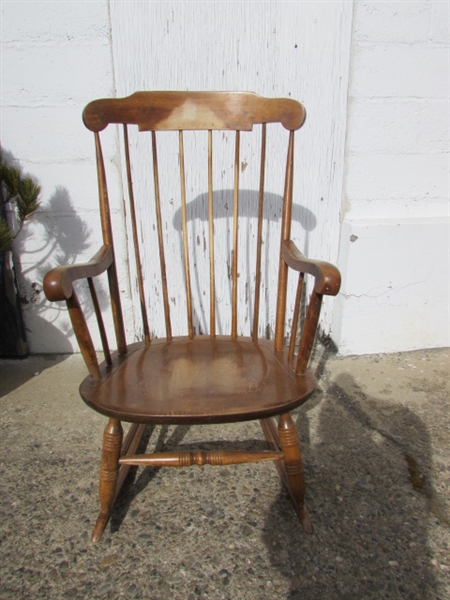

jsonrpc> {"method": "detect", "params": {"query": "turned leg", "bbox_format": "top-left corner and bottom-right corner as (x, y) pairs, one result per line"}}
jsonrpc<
(278, 413), (313, 534)
(91, 418), (123, 543)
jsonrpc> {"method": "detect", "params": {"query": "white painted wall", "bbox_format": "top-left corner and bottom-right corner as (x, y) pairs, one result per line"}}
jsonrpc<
(1, 0), (448, 356)
(333, 0), (450, 354)
(109, 1), (352, 340)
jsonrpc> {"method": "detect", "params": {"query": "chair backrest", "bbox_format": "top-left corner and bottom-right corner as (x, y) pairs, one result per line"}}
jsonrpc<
(83, 92), (306, 359)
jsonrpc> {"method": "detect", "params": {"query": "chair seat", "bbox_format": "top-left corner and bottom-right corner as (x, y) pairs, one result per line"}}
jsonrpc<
(80, 336), (316, 424)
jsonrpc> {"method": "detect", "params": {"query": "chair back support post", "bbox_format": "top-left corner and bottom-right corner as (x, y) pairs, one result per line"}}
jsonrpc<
(87, 277), (112, 367)
(94, 132), (127, 355)
(288, 272), (304, 364)
(296, 291), (323, 374)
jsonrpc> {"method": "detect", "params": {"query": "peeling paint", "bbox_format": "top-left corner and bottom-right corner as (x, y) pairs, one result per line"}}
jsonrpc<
(111, 1), (351, 340)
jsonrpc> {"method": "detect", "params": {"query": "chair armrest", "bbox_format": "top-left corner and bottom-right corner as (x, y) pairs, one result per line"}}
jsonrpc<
(44, 245), (114, 301)
(282, 240), (341, 296)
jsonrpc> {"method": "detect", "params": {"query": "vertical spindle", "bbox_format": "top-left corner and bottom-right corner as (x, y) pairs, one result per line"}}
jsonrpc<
(179, 131), (194, 338)
(252, 124), (267, 341)
(151, 131), (172, 340)
(208, 130), (216, 337)
(88, 277), (112, 366)
(124, 125), (151, 345)
(231, 130), (240, 338)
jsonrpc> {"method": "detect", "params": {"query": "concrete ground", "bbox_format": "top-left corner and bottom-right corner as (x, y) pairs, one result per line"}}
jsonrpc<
(0, 346), (449, 600)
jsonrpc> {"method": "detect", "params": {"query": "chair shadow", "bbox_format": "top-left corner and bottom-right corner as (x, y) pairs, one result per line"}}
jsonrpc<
(171, 189), (317, 337)
(263, 372), (438, 599)
(0, 352), (70, 397)
(172, 189), (317, 232)
(0, 146), (109, 354)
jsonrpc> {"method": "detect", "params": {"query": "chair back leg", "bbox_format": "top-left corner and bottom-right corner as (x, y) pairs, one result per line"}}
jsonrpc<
(277, 413), (313, 533)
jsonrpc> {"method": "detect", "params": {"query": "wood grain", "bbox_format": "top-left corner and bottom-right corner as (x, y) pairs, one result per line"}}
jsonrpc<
(83, 92), (306, 133)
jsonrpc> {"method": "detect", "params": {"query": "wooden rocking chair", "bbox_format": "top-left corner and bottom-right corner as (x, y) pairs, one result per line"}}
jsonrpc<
(44, 92), (341, 542)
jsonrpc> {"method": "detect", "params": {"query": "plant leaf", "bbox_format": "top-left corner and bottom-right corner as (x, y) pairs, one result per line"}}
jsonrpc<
(0, 218), (14, 253)
(16, 176), (41, 221)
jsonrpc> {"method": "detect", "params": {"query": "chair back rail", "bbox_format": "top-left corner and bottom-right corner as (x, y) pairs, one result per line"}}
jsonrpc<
(83, 91), (306, 133)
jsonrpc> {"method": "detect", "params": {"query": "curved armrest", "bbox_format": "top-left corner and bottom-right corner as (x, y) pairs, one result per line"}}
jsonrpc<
(282, 240), (341, 296)
(44, 245), (113, 301)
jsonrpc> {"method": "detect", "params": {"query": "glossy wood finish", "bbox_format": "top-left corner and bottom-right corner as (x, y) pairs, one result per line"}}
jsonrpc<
(152, 131), (172, 340)
(207, 130), (216, 336)
(80, 338), (317, 424)
(119, 449), (284, 467)
(124, 125), (151, 345)
(44, 92), (341, 543)
(92, 418), (123, 543)
(115, 423), (146, 498)
(282, 240), (341, 295)
(66, 290), (101, 380)
(274, 132), (295, 352)
(88, 277), (112, 367)
(252, 123), (267, 342)
(260, 415), (313, 533)
(83, 92), (306, 132)
(178, 131), (195, 339)
(44, 245), (113, 302)
(231, 131), (240, 338)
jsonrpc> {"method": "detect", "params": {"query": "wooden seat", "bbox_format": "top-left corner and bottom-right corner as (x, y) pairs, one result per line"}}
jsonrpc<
(80, 337), (317, 423)
(44, 91), (341, 543)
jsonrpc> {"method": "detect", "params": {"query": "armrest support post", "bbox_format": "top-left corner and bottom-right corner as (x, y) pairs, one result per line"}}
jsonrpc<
(67, 291), (101, 380)
(296, 291), (323, 375)
(282, 240), (341, 373)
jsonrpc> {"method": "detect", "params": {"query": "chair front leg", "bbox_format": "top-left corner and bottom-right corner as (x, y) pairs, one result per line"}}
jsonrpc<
(91, 418), (123, 543)
(278, 412), (313, 534)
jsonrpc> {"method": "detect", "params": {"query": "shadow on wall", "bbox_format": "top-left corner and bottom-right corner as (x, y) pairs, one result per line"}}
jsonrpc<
(172, 189), (317, 337)
(172, 189), (317, 233)
(264, 372), (440, 599)
(10, 178), (108, 353)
